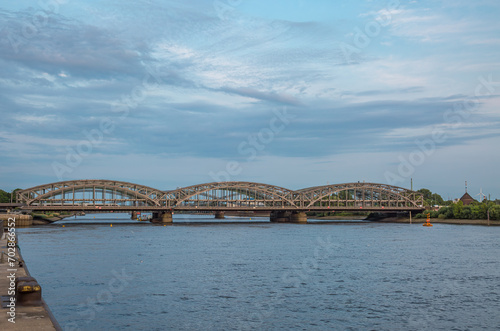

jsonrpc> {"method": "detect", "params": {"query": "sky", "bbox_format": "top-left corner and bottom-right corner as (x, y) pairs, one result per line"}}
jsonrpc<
(0, 0), (499, 199)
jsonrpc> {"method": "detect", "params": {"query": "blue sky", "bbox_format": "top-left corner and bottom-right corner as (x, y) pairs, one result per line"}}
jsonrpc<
(0, 0), (499, 199)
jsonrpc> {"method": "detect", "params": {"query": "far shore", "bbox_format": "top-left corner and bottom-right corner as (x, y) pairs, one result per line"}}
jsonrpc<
(309, 215), (368, 221)
(310, 215), (500, 226)
(32, 213), (75, 224)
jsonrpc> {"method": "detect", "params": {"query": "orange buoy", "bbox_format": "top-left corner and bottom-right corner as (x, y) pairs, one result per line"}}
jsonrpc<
(423, 213), (433, 226)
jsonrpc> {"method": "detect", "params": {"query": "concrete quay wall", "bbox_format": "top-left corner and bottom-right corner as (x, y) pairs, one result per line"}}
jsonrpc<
(0, 216), (60, 330)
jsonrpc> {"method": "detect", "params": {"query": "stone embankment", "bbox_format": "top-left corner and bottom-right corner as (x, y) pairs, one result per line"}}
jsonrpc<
(0, 216), (61, 330)
(0, 214), (32, 226)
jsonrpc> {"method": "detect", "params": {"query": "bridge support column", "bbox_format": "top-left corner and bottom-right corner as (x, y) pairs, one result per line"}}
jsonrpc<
(214, 211), (225, 219)
(270, 211), (289, 222)
(290, 211), (308, 223)
(151, 211), (173, 224)
(270, 211), (307, 223)
(131, 211), (138, 220)
(161, 212), (173, 223)
(409, 210), (419, 224)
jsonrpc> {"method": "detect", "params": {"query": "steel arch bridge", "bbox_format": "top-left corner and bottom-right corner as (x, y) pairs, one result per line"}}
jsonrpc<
(16, 179), (424, 212)
(16, 179), (167, 208)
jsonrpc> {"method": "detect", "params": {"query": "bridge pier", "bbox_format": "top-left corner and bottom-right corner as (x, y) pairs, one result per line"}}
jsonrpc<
(214, 211), (225, 219)
(131, 211), (138, 220)
(270, 211), (289, 222)
(151, 211), (173, 224)
(270, 211), (307, 223)
(290, 211), (308, 223)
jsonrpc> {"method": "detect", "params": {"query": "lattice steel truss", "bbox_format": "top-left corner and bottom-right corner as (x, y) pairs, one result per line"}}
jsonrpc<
(17, 180), (424, 211)
(296, 182), (424, 209)
(16, 179), (167, 207)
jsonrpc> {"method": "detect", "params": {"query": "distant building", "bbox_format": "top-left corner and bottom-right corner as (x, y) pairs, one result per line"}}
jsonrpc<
(460, 192), (474, 205)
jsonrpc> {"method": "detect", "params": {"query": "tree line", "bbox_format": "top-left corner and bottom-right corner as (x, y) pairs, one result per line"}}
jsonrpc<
(0, 189), (21, 203)
(416, 188), (500, 220)
(416, 201), (500, 220)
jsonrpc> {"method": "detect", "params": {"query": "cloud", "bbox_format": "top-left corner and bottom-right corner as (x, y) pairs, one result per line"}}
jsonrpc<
(218, 86), (303, 106)
(0, 10), (150, 79)
(386, 5), (500, 46)
(346, 86), (425, 97)
(0, 1), (499, 197)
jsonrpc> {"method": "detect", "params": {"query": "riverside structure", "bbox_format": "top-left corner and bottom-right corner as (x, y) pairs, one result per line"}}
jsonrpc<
(0, 218), (61, 330)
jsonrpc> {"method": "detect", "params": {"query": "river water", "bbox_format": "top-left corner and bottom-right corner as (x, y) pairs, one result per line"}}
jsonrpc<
(17, 214), (500, 330)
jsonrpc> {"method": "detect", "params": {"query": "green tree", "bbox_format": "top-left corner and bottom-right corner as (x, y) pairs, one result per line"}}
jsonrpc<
(0, 189), (11, 203)
(453, 200), (464, 218)
(418, 188), (432, 201)
(470, 204), (481, 219)
(0, 188), (21, 203)
(461, 206), (472, 219)
(489, 205), (500, 220)
(338, 190), (353, 200)
(431, 193), (444, 205)
(417, 188), (445, 206)
(438, 206), (454, 218)
(478, 202), (490, 219)
(12, 188), (21, 203)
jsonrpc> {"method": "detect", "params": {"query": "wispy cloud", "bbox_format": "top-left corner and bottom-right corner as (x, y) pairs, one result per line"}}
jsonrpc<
(218, 87), (302, 106)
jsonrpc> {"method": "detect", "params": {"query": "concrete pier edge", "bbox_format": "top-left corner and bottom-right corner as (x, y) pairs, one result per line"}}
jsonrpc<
(1, 216), (62, 330)
(17, 236), (63, 331)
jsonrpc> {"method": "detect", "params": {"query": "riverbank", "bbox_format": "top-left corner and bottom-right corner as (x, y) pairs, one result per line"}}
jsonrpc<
(309, 215), (368, 221)
(373, 217), (500, 226)
(31, 213), (75, 224)
(0, 223), (61, 330)
(310, 215), (500, 225)
(1, 213), (66, 226)
(0, 214), (33, 226)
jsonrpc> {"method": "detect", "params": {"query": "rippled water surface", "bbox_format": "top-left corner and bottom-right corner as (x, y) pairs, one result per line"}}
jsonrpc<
(17, 214), (500, 330)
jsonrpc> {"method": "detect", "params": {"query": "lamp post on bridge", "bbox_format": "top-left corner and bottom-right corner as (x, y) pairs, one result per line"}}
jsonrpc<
(410, 178), (413, 224)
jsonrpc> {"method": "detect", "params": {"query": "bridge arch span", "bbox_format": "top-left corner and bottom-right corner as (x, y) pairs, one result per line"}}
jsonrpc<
(298, 182), (423, 209)
(169, 181), (299, 208)
(17, 179), (166, 207)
